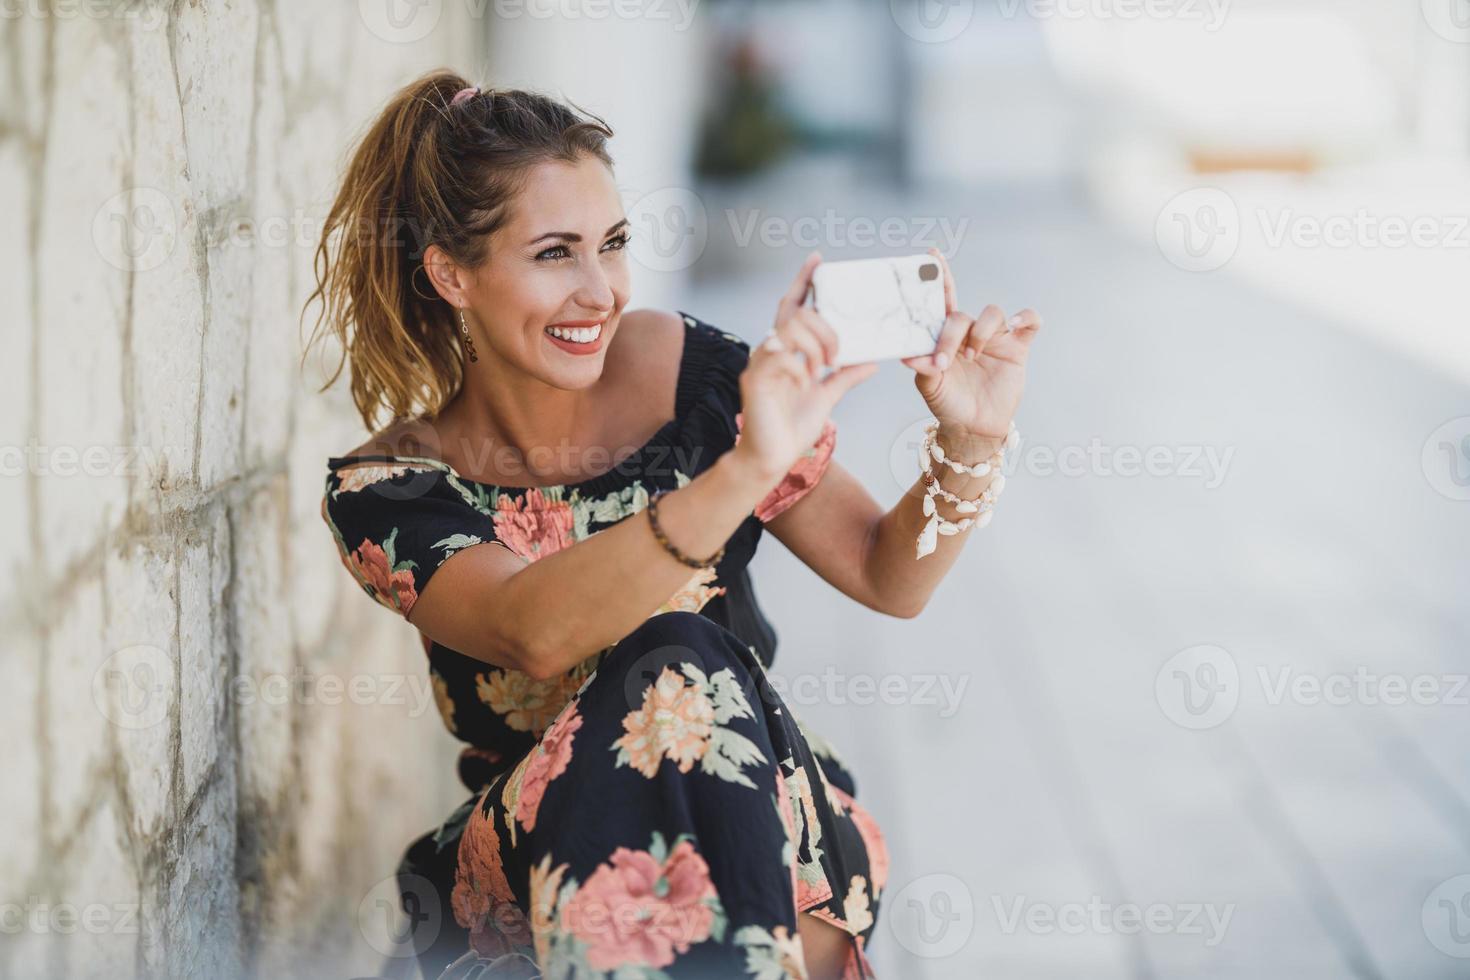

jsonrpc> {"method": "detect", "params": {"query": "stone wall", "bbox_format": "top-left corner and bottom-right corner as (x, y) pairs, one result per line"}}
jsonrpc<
(0, 3), (479, 977)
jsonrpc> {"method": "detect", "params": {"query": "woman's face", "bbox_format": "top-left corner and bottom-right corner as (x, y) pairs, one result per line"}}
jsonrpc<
(461, 154), (632, 388)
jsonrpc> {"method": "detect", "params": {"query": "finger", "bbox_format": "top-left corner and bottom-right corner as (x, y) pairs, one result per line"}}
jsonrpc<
(927, 247), (957, 316)
(928, 309), (976, 372)
(796, 307), (841, 367)
(819, 360), (879, 404)
(769, 313), (826, 382)
(901, 353), (944, 377)
(1005, 307), (1043, 337)
(963, 305), (1007, 358)
(776, 250), (823, 323)
(761, 348), (811, 389)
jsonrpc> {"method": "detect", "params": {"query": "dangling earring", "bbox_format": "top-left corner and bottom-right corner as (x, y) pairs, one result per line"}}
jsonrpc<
(459, 307), (480, 363)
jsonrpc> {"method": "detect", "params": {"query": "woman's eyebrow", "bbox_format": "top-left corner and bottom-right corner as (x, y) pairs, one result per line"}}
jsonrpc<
(526, 217), (629, 247)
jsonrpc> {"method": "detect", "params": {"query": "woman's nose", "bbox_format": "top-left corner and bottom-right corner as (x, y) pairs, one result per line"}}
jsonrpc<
(573, 266), (617, 313)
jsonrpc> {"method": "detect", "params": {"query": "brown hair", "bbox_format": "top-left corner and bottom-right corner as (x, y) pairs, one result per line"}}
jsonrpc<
(302, 69), (615, 432)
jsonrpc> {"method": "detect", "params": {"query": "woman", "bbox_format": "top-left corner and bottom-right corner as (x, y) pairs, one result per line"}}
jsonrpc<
(306, 70), (1039, 980)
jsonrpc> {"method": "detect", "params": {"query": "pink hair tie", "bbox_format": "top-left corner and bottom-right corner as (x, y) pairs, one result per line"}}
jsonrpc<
(451, 85), (479, 106)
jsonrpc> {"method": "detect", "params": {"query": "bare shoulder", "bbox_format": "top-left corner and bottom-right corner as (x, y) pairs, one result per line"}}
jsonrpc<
(605, 307), (687, 392)
(338, 417), (436, 461)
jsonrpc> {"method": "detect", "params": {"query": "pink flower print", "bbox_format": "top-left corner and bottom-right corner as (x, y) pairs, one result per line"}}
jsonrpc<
(334, 462), (432, 495)
(452, 802), (534, 958)
(348, 531), (419, 616)
(613, 666), (715, 778)
(492, 487), (576, 561)
(831, 784), (890, 894)
(561, 839), (717, 970)
(514, 705), (583, 834)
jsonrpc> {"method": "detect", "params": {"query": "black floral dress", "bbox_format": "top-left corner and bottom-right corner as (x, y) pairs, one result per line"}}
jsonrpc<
(321, 313), (889, 979)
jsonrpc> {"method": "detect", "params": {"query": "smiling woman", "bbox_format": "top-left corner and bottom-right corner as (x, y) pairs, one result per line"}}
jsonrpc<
(302, 70), (897, 980)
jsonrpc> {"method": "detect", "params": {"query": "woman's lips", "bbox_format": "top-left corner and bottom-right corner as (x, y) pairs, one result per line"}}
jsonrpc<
(544, 319), (605, 355)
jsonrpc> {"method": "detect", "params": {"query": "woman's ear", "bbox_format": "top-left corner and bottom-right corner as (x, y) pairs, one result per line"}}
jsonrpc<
(422, 243), (468, 306)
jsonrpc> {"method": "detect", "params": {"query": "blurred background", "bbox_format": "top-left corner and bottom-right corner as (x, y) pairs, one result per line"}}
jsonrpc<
(2, 0), (1468, 977)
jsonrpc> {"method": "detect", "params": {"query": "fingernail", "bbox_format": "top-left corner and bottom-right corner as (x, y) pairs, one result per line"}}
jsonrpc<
(936, 351), (950, 370)
(1006, 315), (1023, 331)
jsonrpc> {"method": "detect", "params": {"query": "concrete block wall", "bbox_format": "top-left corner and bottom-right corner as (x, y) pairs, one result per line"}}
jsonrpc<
(0, 3), (478, 977)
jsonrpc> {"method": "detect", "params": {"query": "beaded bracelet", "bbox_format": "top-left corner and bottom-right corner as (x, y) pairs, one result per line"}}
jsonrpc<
(646, 488), (725, 570)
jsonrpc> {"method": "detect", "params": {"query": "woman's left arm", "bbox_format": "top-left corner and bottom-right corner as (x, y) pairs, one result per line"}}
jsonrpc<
(764, 248), (1041, 617)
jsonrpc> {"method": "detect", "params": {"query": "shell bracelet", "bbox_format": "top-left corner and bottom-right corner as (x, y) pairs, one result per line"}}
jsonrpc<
(915, 418), (1019, 559)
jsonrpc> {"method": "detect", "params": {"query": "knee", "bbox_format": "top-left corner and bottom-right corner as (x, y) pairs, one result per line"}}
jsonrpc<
(594, 611), (771, 708)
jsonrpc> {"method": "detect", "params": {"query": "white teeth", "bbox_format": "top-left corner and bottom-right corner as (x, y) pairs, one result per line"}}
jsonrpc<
(546, 323), (602, 343)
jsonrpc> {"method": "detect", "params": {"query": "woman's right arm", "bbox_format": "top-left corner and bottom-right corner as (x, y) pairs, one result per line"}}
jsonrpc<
(406, 253), (875, 680)
(407, 446), (783, 679)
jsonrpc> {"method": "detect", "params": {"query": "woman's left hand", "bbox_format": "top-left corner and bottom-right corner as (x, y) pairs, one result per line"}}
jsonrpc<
(902, 247), (1042, 440)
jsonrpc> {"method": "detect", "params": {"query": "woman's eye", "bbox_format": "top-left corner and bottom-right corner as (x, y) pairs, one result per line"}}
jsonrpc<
(535, 245), (570, 261)
(602, 232), (630, 252)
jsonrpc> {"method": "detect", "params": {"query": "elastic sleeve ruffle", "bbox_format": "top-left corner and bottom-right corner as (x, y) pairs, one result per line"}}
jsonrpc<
(735, 413), (838, 522)
(675, 314), (838, 523)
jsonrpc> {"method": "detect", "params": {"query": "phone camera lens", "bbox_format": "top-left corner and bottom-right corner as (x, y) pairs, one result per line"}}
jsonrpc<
(918, 263), (939, 281)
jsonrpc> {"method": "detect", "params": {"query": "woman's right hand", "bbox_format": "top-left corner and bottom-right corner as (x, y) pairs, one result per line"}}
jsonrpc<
(731, 250), (879, 484)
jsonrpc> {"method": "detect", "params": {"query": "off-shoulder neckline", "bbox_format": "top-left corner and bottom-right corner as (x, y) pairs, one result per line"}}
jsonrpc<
(325, 311), (715, 497)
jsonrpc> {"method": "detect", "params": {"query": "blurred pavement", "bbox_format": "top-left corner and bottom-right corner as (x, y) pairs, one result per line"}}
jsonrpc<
(683, 176), (1470, 979)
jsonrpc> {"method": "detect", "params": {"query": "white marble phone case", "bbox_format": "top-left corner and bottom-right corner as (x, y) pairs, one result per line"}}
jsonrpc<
(809, 253), (946, 367)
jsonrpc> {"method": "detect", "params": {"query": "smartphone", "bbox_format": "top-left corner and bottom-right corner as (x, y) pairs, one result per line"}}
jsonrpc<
(808, 253), (947, 367)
